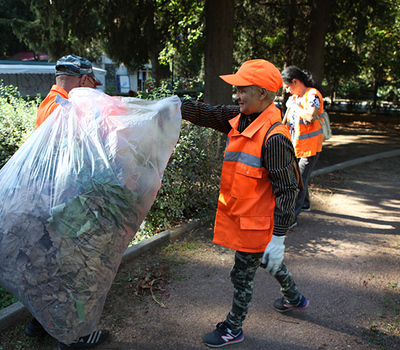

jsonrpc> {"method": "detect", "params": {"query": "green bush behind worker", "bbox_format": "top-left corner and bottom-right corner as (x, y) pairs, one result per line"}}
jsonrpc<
(181, 59), (309, 347)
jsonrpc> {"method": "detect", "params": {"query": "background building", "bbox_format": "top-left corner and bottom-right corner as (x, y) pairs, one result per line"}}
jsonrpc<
(0, 53), (152, 97)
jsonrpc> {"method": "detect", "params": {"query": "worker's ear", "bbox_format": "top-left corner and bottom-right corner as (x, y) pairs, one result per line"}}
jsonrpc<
(259, 87), (267, 100)
(78, 75), (87, 87)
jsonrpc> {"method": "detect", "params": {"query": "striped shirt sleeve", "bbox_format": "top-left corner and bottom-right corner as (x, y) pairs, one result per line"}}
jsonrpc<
(264, 134), (297, 235)
(181, 99), (239, 134)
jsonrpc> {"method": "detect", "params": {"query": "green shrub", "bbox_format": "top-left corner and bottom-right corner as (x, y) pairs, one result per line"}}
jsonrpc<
(142, 121), (222, 235)
(0, 81), (38, 169)
(336, 79), (372, 102)
(0, 285), (18, 310)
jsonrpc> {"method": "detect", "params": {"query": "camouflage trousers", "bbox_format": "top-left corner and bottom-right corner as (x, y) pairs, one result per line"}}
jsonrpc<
(226, 251), (299, 330)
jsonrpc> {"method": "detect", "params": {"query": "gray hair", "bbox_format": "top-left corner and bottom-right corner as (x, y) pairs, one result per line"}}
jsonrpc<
(251, 85), (276, 101)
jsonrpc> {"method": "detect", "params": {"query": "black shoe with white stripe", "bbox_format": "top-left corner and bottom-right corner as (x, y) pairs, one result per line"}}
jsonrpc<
(203, 321), (244, 347)
(58, 330), (109, 349)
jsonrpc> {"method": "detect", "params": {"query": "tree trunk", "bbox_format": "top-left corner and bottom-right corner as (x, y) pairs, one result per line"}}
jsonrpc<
(282, 0), (298, 114)
(150, 52), (160, 88)
(304, 0), (331, 85)
(145, 0), (160, 87)
(372, 77), (379, 109)
(204, 0), (234, 105)
(284, 0), (297, 68)
(393, 91), (398, 106)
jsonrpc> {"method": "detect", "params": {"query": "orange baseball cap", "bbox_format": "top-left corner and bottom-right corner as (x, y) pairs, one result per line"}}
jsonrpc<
(220, 59), (283, 92)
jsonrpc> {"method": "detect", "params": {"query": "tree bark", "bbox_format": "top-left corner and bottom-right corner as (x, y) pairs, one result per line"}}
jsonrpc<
(304, 0), (331, 85)
(204, 0), (234, 105)
(284, 0), (297, 68)
(147, 0), (160, 87)
(282, 0), (298, 113)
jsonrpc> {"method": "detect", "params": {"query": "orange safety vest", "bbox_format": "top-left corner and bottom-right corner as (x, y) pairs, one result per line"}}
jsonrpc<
(213, 104), (291, 253)
(36, 85), (69, 129)
(292, 88), (324, 158)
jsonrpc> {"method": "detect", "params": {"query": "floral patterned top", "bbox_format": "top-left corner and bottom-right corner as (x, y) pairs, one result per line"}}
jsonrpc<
(286, 91), (321, 142)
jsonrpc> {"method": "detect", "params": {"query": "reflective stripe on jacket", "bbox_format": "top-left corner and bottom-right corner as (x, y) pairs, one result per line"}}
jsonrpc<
(213, 104), (291, 253)
(293, 88), (324, 158)
(36, 85), (69, 129)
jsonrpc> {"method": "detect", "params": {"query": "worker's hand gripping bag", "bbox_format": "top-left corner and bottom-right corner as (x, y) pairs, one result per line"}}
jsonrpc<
(0, 88), (182, 343)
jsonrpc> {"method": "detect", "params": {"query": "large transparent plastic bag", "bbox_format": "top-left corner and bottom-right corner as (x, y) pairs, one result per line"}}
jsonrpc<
(0, 88), (182, 343)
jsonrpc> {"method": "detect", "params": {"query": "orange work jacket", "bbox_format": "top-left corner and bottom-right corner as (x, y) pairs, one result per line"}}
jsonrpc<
(292, 88), (324, 158)
(35, 85), (69, 129)
(213, 104), (291, 253)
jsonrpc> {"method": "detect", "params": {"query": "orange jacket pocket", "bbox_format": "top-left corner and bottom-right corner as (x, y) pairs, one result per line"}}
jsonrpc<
(230, 164), (262, 199)
(239, 216), (272, 251)
(240, 215), (271, 230)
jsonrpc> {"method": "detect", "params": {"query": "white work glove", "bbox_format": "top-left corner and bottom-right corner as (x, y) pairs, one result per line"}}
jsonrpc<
(261, 235), (285, 276)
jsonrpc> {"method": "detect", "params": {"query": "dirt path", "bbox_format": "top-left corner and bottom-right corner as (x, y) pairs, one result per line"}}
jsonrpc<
(1, 113), (399, 350)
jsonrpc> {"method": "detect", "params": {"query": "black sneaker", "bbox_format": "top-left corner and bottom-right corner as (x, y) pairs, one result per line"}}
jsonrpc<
(25, 318), (46, 337)
(301, 205), (311, 212)
(203, 321), (244, 348)
(274, 294), (309, 313)
(58, 330), (109, 350)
